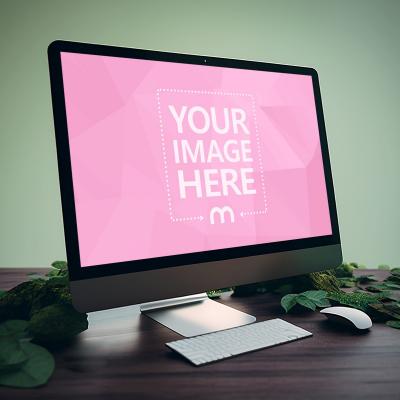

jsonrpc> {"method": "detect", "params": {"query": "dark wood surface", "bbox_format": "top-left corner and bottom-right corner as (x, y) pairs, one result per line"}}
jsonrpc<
(0, 269), (399, 400)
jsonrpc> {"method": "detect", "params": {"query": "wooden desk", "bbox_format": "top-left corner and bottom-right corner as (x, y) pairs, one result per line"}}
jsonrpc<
(0, 269), (399, 400)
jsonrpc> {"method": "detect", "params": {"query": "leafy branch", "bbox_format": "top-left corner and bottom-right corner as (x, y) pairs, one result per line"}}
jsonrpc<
(0, 320), (54, 388)
(281, 290), (330, 312)
(0, 261), (88, 388)
(278, 263), (400, 330)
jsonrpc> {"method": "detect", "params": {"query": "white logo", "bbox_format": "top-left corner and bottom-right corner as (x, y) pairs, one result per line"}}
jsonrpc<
(210, 206), (235, 224)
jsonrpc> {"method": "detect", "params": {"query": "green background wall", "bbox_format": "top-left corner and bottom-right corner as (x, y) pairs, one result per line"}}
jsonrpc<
(1, 0), (399, 268)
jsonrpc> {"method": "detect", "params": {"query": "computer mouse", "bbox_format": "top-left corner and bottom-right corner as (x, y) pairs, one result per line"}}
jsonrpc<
(320, 306), (372, 330)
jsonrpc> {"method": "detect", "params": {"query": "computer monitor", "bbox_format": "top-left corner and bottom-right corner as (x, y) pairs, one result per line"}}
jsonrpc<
(48, 40), (341, 337)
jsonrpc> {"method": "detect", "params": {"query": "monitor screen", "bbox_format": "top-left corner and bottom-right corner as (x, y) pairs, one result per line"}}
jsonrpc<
(60, 52), (332, 268)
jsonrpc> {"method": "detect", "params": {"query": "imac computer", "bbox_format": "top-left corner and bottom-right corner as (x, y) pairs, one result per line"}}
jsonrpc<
(48, 41), (342, 337)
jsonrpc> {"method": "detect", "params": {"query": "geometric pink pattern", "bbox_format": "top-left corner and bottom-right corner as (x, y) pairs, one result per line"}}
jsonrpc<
(61, 52), (332, 267)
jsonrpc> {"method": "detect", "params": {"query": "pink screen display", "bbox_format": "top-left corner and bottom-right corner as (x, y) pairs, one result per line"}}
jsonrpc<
(61, 52), (332, 267)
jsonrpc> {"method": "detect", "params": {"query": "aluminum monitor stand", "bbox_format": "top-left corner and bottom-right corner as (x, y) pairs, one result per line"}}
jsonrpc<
(140, 293), (256, 337)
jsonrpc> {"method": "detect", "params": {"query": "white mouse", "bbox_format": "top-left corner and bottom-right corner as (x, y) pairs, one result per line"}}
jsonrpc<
(320, 306), (372, 330)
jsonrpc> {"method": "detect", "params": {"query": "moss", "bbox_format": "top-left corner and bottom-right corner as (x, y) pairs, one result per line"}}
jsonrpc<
(0, 264), (87, 346)
(309, 271), (341, 293)
(29, 282), (72, 317)
(327, 291), (380, 312)
(0, 278), (74, 324)
(332, 263), (358, 278)
(0, 280), (47, 322)
(28, 304), (88, 344)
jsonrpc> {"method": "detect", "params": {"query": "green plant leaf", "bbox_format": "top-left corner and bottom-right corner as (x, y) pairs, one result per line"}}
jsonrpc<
(50, 261), (67, 270)
(385, 274), (400, 285)
(281, 290), (331, 313)
(365, 285), (383, 293)
(368, 302), (400, 321)
(296, 295), (316, 311)
(0, 336), (28, 371)
(0, 320), (29, 339)
(378, 290), (395, 301)
(313, 298), (331, 308)
(378, 264), (391, 270)
(390, 268), (400, 276)
(46, 261), (69, 280)
(385, 282), (400, 290)
(281, 294), (298, 313)
(338, 277), (356, 288)
(355, 275), (378, 284)
(349, 262), (361, 268)
(0, 341), (54, 388)
(46, 276), (69, 287)
(333, 263), (356, 278)
(366, 282), (400, 293)
(302, 290), (327, 302)
(386, 320), (400, 329)
(46, 269), (59, 278)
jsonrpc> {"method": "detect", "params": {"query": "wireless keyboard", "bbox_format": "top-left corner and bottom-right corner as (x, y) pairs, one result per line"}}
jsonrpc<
(166, 318), (312, 366)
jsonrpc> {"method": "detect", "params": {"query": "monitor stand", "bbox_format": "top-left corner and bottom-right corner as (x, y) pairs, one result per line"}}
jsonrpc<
(140, 293), (256, 337)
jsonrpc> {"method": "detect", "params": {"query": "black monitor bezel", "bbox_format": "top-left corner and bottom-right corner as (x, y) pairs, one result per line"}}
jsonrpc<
(48, 40), (340, 282)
